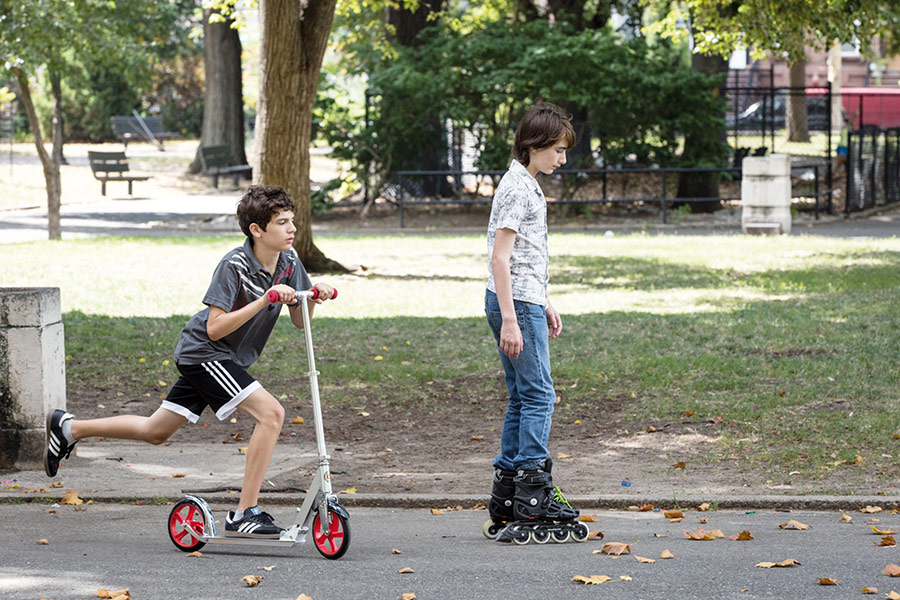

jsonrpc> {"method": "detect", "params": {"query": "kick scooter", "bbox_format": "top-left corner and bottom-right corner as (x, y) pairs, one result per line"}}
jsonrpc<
(166, 288), (351, 559)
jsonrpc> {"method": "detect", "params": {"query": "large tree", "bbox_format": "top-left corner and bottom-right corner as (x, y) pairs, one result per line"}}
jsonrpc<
(256, 0), (346, 272)
(189, 8), (247, 174)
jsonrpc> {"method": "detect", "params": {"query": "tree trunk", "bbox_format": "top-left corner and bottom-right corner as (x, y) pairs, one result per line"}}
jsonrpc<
(787, 58), (810, 142)
(190, 9), (247, 174)
(13, 67), (62, 239)
(256, 0), (346, 273)
(675, 52), (727, 211)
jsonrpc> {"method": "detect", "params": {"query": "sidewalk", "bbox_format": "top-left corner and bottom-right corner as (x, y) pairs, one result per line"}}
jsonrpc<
(3, 441), (897, 511)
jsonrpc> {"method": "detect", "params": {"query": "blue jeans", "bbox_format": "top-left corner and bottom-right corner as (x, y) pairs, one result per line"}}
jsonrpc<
(485, 289), (555, 471)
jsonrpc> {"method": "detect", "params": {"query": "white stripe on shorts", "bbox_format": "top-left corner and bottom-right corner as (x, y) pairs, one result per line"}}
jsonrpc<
(215, 380), (261, 421)
(202, 361), (242, 396)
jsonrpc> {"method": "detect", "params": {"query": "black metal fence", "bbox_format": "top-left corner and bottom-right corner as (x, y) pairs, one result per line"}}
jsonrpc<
(392, 164), (829, 227)
(846, 127), (900, 213)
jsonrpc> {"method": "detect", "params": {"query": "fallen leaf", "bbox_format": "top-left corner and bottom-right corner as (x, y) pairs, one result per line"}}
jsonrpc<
(341, 487), (357, 494)
(699, 518), (708, 524)
(640, 504), (654, 512)
(672, 461), (686, 469)
(557, 452), (572, 459)
(35, 539), (49, 545)
(171, 473), (187, 478)
(430, 509), (444, 515)
(187, 551), (203, 558)
(297, 595), (313, 600)
(663, 509), (684, 519)
(660, 549), (675, 559)
(778, 520), (809, 530)
(619, 575), (633, 581)
(882, 564), (900, 577)
(398, 567), (415, 574)
(876, 536), (897, 547)
(729, 530), (754, 541)
(51, 481), (63, 488)
(291, 417), (304, 424)
(600, 542), (630, 555)
(818, 578), (839, 585)
(60, 492), (83, 505)
(871, 525), (898, 535)
(579, 514), (598, 522)
(862, 587), (878, 594)
(634, 555), (656, 563)
(669, 517), (684, 523)
(888, 592), (900, 600)
(97, 589), (130, 599)
(401, 595), (417, 600)
(572, 575), (613, 585)
(471, 435), (484, 441)
(358, 411), (370, 417)
(840, 514), (853, 522)
(697, 502), (710, 512)
(683, 527), (724, 541)
(861, 505), (883, 514)
(586, 530), (604, 541)
(260, 565), (276, 571)
(392, 548), (403, 554)
(755, 559), (800, 568)
(238, 447), (248, 455)
(242, 575), (263, 587)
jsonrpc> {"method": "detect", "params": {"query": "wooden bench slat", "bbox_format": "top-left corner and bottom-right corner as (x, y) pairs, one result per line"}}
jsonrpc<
(199, 145), (251, 188)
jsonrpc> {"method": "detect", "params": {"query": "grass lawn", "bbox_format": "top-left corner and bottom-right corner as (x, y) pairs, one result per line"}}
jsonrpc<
(3, 232), (899, 491)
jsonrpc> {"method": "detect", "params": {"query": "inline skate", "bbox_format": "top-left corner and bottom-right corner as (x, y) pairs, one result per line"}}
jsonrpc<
(482, 468), (517, 539)
(496, 459), (589, 545)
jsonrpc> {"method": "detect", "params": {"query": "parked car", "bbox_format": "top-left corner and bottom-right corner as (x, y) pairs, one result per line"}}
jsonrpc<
(726, 92), (830, 131)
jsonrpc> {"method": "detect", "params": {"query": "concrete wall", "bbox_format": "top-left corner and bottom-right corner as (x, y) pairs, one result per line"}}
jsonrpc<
(0, 288), (66, 469)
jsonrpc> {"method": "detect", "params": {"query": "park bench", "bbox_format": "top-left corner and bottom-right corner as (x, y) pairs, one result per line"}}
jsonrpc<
(87, 151), (151, 196)
(110, 115), (177, 150)
(199, 144), (252, 188)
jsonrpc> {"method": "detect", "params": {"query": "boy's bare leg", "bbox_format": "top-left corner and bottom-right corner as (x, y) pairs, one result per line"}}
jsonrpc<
(70, 408), (187, 445)
(234, 387), (285, 511)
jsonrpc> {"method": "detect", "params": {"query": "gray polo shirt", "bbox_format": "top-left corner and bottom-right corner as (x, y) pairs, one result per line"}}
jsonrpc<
(175, 238), (312, 368)
(486, 159), (550, 307)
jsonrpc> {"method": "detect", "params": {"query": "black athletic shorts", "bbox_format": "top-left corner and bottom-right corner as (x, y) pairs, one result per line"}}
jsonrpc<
(161, 360), (260, 423)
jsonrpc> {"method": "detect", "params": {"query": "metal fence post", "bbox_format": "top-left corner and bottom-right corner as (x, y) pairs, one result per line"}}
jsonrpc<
(661, 171), (668, 224)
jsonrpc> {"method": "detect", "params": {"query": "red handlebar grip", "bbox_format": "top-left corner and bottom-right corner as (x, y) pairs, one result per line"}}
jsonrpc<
(310, 288), (319, 299)
(332, 288), (338, 300)
(267, 290), (279, 303)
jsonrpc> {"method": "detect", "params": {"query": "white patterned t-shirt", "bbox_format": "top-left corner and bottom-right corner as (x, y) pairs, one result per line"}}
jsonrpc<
(486, 159), (549, 307)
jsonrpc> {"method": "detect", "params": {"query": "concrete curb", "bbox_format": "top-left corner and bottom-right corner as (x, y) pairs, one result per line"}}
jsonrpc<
(4, 491), (899, 512)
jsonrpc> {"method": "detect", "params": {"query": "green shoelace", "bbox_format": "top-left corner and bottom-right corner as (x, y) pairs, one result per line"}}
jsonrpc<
(552, 486), (573, 508)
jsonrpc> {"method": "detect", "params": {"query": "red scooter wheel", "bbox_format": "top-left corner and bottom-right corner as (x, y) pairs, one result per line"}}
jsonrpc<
(312, 508), (350, 559)
(168, 499), (207, 552)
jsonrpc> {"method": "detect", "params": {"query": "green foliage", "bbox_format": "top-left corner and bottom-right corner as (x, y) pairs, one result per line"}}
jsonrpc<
(642, 0), (900, 63)
(320, 18), (727, 196)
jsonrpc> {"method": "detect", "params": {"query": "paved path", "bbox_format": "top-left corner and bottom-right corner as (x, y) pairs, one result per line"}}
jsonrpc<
(3, 503), (900, 599)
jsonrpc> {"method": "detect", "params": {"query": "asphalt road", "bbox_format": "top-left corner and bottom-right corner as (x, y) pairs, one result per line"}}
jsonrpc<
(3, 504), (900, 599)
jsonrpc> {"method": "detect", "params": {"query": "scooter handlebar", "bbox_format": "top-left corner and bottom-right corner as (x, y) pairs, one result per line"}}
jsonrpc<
(267, 288), (338, 304)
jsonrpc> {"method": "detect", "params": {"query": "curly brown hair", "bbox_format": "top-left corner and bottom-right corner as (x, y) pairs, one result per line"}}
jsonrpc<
(513, 103), (576, 167)
(236, 185), (295, 239)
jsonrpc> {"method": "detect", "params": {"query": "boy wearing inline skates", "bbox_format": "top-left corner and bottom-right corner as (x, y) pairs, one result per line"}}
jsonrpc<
(44, 185), (335, 539)
(483, 104), (588, 544)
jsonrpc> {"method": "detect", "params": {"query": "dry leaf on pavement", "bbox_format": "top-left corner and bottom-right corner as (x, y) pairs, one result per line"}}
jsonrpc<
(840, 514), (852, 522)
(887, 592), (900, 600)
(778, 520), (809, 530)
(818, 578), (839, 585)
(882, 564), (900, 577)
(398, 567), (415, 574)
(634, 555), (656, 564)
(296, 595), (312, 600)
(729, 530), (754, 541)
(401, 594), (417, 600)
(861, 505), (883, 513)
(599, 542), (630, 555)
(697, 503), (710, 512)
(392, 548), (403, 554)
(663, 509), (684, 519)
(660, 549), (675, 559)
(97, 589), (130, 599)
(755, 559), (800, 568)
(242, 575), (263, 587)
(579, 514), (598, 522)
(683, 527), (724, 540)
(862, 587), (877, 594)
(871, 525), (898, 535)
(35, 539), (49, 545)
(586, 530), (604, 541)
(60, 492), (83, 505)
(876, 536), (897, 547)
(572, 575), (613, 585)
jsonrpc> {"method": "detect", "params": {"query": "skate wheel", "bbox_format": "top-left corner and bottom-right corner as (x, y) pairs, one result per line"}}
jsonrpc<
(313, 507), (351, 559)
(531, 528), (551, 544)
(551, 528), (570, 543)
(168, 499), (207, 552)
(482, 519), (504, 540)
(512, 531), (531, 545)
(571, 523), (590, 542)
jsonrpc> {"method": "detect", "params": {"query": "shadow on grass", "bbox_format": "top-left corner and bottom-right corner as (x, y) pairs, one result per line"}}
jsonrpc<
(551, 250), (900, 293)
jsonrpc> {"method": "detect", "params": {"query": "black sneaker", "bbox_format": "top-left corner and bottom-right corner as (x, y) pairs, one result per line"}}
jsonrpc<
(225, 506), (283, 539)
(44, 409), (77, 477)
